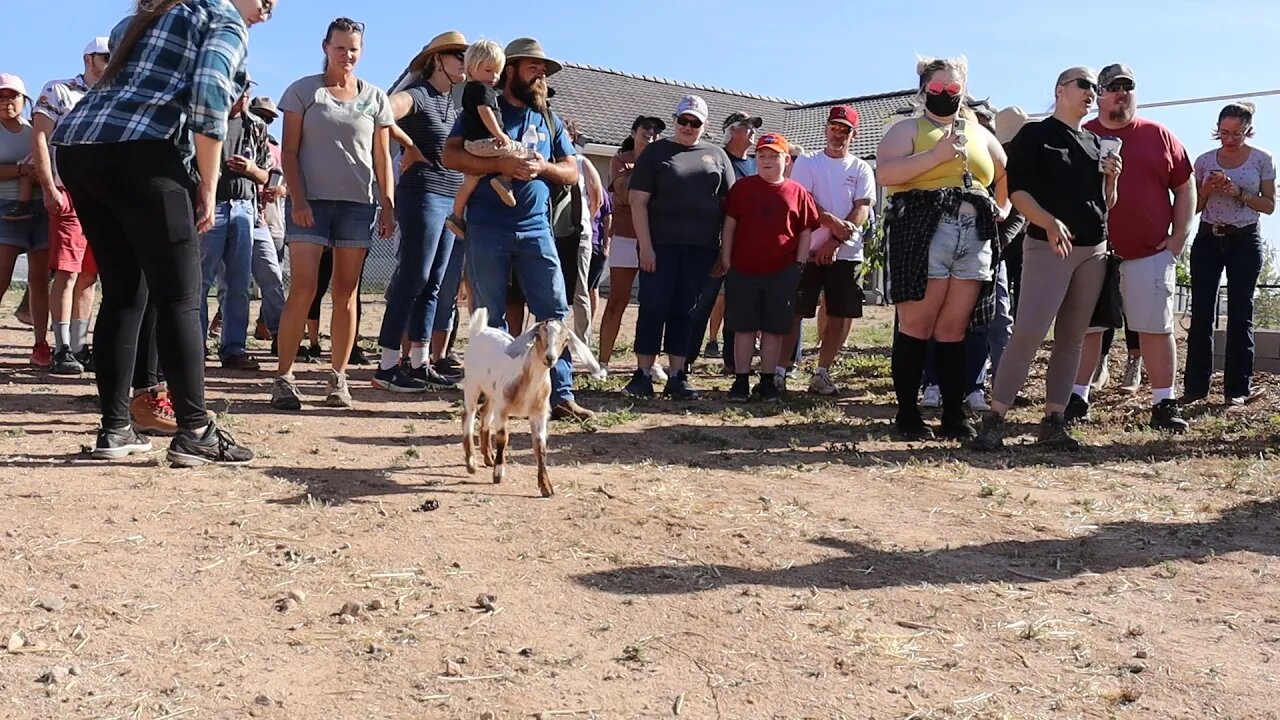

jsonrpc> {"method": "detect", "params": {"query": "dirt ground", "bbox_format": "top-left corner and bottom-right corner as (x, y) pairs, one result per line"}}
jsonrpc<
(0, 293), (1277, 720)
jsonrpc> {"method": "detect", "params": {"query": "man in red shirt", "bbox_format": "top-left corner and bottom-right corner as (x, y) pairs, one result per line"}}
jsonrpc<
(719, 132), (820, 402)
(1082, 64), (1195, 432)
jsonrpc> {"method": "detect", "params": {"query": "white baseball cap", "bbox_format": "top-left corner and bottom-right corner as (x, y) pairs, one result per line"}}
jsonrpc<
(84, 37), (111, 56)
(0, 73), (28, 98)
(674, 94), (708, 124)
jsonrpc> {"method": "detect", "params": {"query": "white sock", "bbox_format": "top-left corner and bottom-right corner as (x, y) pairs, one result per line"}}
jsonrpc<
(52, 322), (71, 351)
(379, 347), (400, 371)
(190, 424), (209, 437)
(71, 319), (90, 352)
(1152, 387), (1173, 406)
(1072, 384), (1091, 401)
(410, 346), (429, 369)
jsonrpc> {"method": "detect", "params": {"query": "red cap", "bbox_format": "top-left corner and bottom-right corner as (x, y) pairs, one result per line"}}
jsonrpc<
(827, 105), (859, 129)
(755, 132), (789, 154)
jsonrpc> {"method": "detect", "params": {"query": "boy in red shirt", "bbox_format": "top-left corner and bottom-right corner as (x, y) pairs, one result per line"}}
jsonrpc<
(720, 132), (820, 401)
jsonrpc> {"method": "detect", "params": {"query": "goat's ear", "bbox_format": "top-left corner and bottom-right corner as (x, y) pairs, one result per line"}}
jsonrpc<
(567, 331), (607, 380)
(505, 327), (539, 359)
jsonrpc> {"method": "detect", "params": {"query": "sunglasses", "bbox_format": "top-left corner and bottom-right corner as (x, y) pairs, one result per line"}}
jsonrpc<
(1104, 80), (1135, 94)
(638, 124), (662, 135)
(1061, 78), (1098, 93)
(827, 123), (852, 135)
(676, 115), (703, 129)
(331, 17), (365, 32)
(448, 51), (465, 62)
(259, 0), (274, 19)
(925, 81), (963, 96)
(1217, 129), (1250, 140)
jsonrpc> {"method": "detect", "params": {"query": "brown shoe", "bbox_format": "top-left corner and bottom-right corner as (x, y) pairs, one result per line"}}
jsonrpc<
(254, 320), (271, 341)
(222, 353), (261, 371)
(551, 399), (595, 422)
(131, 389), (178, 436)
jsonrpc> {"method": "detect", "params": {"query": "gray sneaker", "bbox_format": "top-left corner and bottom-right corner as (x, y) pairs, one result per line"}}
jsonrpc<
(270, 375), (303, 411)
(1118, 355), (1143, 394)
(324, 371), (352, 408)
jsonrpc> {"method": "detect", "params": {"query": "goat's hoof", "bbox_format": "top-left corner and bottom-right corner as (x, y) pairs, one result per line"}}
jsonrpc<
(538, 482), (554, 498)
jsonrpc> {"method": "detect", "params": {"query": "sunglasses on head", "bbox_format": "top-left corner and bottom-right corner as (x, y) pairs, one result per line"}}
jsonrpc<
(1104, 80), (1135, 94)
(925, 80), (963, 96)
(1062, 78), (1098, 93)
(676, 115), (703, 129)
(331, 17), (365, 33)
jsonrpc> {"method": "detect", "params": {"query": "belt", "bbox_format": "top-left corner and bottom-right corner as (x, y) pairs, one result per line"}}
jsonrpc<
(1204, 221), (1258, 237)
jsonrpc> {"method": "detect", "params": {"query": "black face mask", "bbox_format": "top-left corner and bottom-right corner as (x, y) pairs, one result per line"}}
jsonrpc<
(925, 92), (962, 117)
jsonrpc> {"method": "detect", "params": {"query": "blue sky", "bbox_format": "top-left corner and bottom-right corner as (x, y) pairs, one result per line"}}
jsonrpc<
(7, 0), (1277, 249)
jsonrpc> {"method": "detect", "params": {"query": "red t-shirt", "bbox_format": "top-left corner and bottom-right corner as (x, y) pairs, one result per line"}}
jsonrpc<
(1083, 116), (1192, 260)
(724, 175), (821, 275)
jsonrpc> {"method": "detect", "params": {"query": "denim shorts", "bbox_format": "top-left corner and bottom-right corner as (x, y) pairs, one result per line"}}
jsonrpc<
(0, 199), (49, 251)
(284, 199), (377, 250)
(928, 213), (992, 282)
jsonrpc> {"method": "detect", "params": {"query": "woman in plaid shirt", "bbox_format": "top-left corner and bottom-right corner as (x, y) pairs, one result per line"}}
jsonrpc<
(51, 0), (275, 467)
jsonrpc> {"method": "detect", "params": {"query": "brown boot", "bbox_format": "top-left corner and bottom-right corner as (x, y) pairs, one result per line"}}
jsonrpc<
(130, 389), (178, 436)
(551, 399), (595, 422)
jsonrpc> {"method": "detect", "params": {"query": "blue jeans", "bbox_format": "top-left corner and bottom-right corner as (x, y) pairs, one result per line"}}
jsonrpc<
(636, 244), (719, 358)
(252, 226), (286, 335)
(433, 235), (466, 334)
(200, 199), (255, 359)
(378, 187), (456, 347)
(685, 273), (734, 370)
(1185, 224), (1265, 399)
(466, 222), (574, 403)
(987, 261), (1013, 377)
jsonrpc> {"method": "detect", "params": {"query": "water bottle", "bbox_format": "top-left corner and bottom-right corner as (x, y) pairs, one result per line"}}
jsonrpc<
(521, 123), (540, 153)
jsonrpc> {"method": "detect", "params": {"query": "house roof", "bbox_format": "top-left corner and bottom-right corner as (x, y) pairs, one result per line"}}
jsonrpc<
(783, 90), (918, 160)
(548, 62), (798, 147)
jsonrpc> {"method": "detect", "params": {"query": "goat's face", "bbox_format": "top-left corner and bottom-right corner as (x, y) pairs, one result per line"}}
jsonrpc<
(533, 320), (570, 369)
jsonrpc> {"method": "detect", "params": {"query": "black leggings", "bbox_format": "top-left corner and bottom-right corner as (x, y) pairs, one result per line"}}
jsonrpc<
(133, 302), (162, 391)
(308, 247), (364, 329)
(58, 141), (207, 430)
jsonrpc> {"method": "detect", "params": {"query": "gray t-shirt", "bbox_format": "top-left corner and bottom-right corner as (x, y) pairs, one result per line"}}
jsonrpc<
(0, 122), (34, 201)
(279, 74), (395, 204)
(1194, 147), (1276, 226)
(629, 138), (735, 248)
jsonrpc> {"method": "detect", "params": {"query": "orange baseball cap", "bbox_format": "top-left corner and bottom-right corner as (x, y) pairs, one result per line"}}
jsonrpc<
(755, 132), (789, 154)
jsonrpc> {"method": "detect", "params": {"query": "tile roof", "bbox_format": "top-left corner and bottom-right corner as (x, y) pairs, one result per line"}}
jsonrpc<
(548, 62), (799, 147)
(783, 91), (918, 160)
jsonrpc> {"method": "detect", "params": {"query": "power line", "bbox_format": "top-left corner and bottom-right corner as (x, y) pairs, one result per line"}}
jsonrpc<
(1029, 87), (1280, 118)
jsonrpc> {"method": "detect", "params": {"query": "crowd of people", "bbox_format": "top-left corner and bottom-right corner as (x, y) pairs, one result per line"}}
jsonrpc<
(0, 0), (1274, 466)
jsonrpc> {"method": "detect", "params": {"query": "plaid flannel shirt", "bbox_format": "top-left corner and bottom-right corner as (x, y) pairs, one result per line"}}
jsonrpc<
(51, 0), (248, 178)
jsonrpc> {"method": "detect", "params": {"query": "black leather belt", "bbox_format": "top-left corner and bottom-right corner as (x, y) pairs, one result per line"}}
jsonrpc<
(1204, 221), (1258, 237)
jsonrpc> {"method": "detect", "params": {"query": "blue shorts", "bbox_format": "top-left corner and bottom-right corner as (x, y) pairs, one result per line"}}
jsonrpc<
(928, 214), (992, 282)
(284, 199), (377, 250)
(0, 200), (49, 252)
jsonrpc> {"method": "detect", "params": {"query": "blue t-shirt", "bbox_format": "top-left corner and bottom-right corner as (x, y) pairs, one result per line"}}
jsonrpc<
(449, 96), (576, 233)
(729, 153), (756, 180)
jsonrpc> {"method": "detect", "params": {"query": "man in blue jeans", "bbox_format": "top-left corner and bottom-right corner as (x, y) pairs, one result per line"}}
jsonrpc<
(200, 84), (269, 370)
(441, 37), (594, 420)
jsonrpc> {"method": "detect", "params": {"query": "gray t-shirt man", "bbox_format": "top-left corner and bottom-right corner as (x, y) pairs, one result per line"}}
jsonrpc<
(628, 138), (734, 248)
(278, 74), (395, 205)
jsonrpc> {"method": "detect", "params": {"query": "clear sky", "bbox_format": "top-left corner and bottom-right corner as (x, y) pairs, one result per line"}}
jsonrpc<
(7, 0), (1277, 249)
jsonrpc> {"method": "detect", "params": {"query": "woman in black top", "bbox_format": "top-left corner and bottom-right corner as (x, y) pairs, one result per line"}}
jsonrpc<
(973, 67), (1122, 451)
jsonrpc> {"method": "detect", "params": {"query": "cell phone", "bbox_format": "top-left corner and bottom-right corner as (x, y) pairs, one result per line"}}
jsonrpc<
(952, 117), (967, 141)
(267, 169), (284, 189)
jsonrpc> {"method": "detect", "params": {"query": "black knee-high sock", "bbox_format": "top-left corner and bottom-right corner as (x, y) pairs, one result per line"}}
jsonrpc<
(935, 340), (967, 420)
(892, 332), (929, 417)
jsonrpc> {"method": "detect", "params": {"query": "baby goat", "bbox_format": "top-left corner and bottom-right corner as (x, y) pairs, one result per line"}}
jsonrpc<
(461, 308), (605, 497)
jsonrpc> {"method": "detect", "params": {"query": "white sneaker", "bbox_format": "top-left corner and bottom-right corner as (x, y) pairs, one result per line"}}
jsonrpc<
(1119, 355), (1143, 394)
(966, 390), (990, 411)
(808, 367), (838, 396)
(921, 384), (941, 408)
(649, 364), (668, 384)
(1090, 354), (1111, 392)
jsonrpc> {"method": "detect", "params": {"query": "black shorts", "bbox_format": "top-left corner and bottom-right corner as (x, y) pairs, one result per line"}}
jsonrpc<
(724, 265), (801, 335)
(796, 259), (864, 319)
(587, 248), (606, 291)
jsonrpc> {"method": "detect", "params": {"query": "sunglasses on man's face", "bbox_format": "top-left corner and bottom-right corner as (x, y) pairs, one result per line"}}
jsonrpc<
(1062, 78), (1098, 93)
(676, 115), (703, 129)
(1104, 80), (1135, 94)
(925, 80), (963, 96)
(827, 123), (852, 135)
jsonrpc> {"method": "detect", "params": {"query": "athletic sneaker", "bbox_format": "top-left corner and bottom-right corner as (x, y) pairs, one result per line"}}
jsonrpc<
(726, 374), (751, 402)
(1063, 393), (1091, 425)
(1151, 399), (1189, 433)
(167, 423), (254, 467)
(1089, 354), (1111, 392)
(921, 384), (941, 409)
(372, 365), (428, 393)
(348, 344), (371, 366)
(51, 347), (84, 376)
(1119, 355), (1143, 394)
(270, 375), (303, 411)
(433, 356), (464, 381)
(325, 371), (353, 408)
(663, 370), (699, 400)
(406, 363), (455, 390)
(90, 426), (154, 460)
(75, 345), (94, 373)
(808, 367), (838, 396)
(31, 341), (53, 369)
(624, 369), (654, 399)
(965, 390), (990, 412)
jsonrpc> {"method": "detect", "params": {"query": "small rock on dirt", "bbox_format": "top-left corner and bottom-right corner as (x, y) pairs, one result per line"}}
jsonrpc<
(337, 614), (355, 625)
(287, 590), (306, 603)
(254, 693), (272, 706)
(275, 598), (297, 613)
(475, 594), (497, 612)
(1135, 649), (1149, 659)
(339, 601), (362, 617)
(367, 598), (386, 611)
(37, 666), (70, 685)
(6, 631), (25, 652)
(68, 665), (82, 677)
(444, 659), (463, 677)
(414, 499), (440, 512)
(479, 711), (496, 720)
(37, 597), (65, 612)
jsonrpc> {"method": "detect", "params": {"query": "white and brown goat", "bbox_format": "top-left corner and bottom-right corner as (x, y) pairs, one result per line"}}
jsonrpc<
(461, 308), (605, 497)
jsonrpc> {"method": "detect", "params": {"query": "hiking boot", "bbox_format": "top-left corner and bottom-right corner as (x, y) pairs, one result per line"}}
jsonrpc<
(649, 364), (668, 384)
(407, 363), (455, 390)
(970, 411), (1007, 451)
(167, 422), (254, 467)
(1151, 399), (1189, 433)
(663, 370), (699, 400)
(894, 408), (934, 441)
(222, 353), (260, 371)
(90, 426), (154, 460)
(726, 374), (751, 402)
(31, 341), (53, 369)
(50, 347), (84, 376)
(372, 365), (428, 393)
(324, 371), (353, 408)
(131, 389), (178, 436)
(433, 356), (464, 381)
(490, 176), (517, 207)
(445, 213), (467, 239)
(1118, 355), (1143, 394)
(921, 384), (941, 409)
(808, 367), (838, 396)
(348, 344), (371, 366)
(623, 369), (654, 399)
(1090, 353), (1111, 392)
(551, 399), (596, 421)
(254, 320), (271, 341)
(965, 390), (990, 411)
(1064, 393), (1092, 425)
(1036, 411), (1082, 450)
(704, 341), (721, 359)
(75, 345), (94, 373)
(940, 411), (976, 440)
(208, 311), (222, 339)
(755, 374), (781, 403)
(270, 375), (303, 411)
(2, 200), (36, 222)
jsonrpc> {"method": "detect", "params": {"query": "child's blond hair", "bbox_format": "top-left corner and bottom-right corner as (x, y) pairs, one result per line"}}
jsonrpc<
(464, 40), (505, 79)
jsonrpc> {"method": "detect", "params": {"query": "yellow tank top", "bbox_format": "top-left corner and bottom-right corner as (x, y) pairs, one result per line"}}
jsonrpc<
(886, 117), (995, 195)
